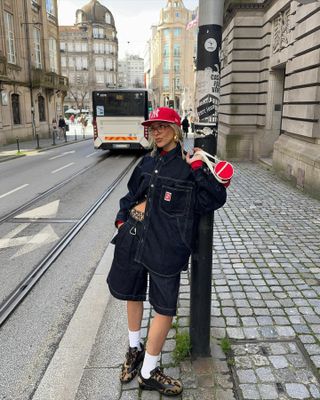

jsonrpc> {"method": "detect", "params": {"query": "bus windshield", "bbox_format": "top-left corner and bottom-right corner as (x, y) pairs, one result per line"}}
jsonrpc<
(94, 91), (146, 117)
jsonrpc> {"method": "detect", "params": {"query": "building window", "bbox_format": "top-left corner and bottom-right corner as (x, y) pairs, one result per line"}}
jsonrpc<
(49, 37), (57, 72)
(163, 29), (170, 38)
(163, 44), (169, 57)
(76, 10), (83, 24)
(67, 42), (74, 52)
(33, 27), (42, 68)
(75, 42), (81, 52)
(75, 56), (88, 70)
(93, 27), (104, 39)
(82, 43), (88, 52)
(174, 28), (181, 37)
(173, 43), (180, 57)
(12, 94), (21, 125)
(174, 59), (180, 73)
(96, 72), (104, 84)
(46, 0), (56, 16)
(175, 77), (180, 90)
(60, 42), (66, 51)
(163, 59), (170, 73)
(105, 13), (111, 24)
(176, 12), (180, 18)
(95, 57), (104, 71)
(106, 58), (112, 70)
(61, 56), (66, 67)
(4, 12), (16, 64)
(68, 57), (74, 68)
(163, 76), (169, 90)
(38, 95), (46, 121)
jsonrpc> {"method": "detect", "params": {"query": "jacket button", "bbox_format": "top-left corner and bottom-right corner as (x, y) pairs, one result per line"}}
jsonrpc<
(151, 184), (154, 188)
(155, 170), (158, 173)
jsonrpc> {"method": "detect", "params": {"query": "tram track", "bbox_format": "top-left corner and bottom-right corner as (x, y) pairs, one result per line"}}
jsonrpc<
(0, 152), (112, 225)
(0, 156), (138, 326)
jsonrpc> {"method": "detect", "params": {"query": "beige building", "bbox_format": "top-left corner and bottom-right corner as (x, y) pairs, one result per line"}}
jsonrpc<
(118, 55), (144, 89)
(220, 0), (320, 198)
(149, 0), (197, 113)
(0, 0), (68, 145)
(59, 0), (118, 112)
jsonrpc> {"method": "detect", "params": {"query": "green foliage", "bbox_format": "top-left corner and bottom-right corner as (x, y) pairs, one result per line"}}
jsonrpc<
(220, 337), (231, 354)
(173, 331), (191, 364)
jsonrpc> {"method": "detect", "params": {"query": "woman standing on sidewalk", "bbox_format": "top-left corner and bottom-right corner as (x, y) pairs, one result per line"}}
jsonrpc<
(107, 107), (227, 397)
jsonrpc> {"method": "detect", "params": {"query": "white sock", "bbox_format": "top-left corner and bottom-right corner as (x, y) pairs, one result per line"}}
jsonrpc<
(140, 351), (160, 379)
(128, 329), (141, 349)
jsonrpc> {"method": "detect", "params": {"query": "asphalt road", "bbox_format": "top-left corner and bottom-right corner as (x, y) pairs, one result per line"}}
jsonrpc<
(0, 140), (105, 218)
(0, 146), (138, 400)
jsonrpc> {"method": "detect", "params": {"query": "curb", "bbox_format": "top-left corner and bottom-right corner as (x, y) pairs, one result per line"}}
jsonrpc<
(32, 240), (115, 400)
(0, 138), (92, 163)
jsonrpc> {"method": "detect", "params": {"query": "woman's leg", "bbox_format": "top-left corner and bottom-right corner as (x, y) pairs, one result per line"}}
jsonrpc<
(146, 313), (173, 355)
(127, 300), (143, 331)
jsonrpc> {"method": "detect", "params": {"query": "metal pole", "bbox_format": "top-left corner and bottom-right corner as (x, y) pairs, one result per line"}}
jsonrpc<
(35, 133), (40, 149)
(190, 0), (224, 359)
(16, 137), (20, 153)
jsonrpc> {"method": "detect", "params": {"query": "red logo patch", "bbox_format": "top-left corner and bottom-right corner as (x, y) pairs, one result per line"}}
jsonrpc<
(164, 191), (172, 202)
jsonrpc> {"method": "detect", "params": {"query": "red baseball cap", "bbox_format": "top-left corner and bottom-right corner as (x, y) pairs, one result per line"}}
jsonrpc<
(142, 107), (181, 127)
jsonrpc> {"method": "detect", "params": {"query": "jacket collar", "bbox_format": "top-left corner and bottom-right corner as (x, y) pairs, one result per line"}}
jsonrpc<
(156, 143), (182, 164)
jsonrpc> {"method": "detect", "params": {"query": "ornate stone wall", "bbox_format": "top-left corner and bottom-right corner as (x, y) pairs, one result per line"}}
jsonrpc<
(219, 0), (320, 199)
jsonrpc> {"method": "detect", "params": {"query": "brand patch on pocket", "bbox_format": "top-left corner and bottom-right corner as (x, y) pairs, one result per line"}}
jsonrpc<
(164, 191), (172, 202)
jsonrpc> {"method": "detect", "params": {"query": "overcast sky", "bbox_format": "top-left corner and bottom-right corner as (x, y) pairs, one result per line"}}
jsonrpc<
(57, 0), (198, 58)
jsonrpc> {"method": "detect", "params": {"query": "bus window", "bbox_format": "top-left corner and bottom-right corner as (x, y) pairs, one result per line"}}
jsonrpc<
(95, 91), (146, 117)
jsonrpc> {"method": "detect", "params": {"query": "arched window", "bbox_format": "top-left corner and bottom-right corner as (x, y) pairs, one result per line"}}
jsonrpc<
(38, 95), (46, 121)
(11, 94), (21, 125)
(77, 11), (83, 24)
(105, 13), (111, 24)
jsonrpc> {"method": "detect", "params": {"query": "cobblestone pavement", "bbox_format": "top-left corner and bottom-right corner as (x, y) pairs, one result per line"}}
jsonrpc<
(119, 150), (320, 399)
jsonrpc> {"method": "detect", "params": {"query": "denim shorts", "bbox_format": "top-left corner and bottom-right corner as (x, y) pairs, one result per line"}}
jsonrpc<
(107, 216), (181, 316)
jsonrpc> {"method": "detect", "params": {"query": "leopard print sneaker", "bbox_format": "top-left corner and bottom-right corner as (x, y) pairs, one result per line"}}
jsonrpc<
(138, 367), (183, 396)
(120, 343), (145, 383)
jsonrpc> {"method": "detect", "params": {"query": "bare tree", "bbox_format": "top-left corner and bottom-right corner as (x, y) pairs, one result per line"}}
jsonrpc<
(69, 84), (90, 111)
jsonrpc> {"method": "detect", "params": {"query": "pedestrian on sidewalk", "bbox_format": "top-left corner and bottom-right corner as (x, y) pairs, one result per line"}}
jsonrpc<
(52, 118), (59, 139)
(107, 107), (227, 397)
(58, 116), (66, 140)
(181, 115), (190, 139)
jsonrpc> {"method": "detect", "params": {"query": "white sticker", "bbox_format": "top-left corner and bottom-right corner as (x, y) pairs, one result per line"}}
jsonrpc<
(204, 38), (217, 53)
(96, 105), (104, 116)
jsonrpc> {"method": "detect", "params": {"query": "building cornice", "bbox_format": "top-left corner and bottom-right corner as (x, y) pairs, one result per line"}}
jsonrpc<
(224, 0), (274, 24)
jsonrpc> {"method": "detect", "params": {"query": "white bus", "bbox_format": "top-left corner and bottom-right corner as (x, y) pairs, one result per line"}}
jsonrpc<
(92, 89), (155, 151)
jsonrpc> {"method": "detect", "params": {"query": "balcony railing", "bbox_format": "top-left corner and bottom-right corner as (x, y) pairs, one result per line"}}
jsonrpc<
(31, 69), (69, 91)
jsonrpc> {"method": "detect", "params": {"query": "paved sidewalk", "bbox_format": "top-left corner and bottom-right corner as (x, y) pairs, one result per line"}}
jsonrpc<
(33, 136), (320, 399)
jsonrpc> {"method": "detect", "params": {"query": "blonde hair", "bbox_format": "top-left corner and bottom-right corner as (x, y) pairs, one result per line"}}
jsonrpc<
(150, 123), (185, 159)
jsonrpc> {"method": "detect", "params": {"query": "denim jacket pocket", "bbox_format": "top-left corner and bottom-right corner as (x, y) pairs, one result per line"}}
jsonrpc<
(159, 185), (192, 217)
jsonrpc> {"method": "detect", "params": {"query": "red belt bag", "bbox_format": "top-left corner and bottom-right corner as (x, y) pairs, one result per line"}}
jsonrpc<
(194, 149), (234, 187)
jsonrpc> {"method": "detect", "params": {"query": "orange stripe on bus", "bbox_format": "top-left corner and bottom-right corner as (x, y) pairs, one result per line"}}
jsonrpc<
(104, 136), (137, 141)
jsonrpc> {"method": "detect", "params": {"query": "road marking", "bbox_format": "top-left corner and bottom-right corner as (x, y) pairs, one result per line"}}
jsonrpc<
(14, 200), (60, 219)
(51, 163), (75, 174)
(85, 152), (96, 158)
(49, 151), (75, 160)
(0, 223), (59, 258)
(11, 224), (59, 259)
(0, 184), (29, 199)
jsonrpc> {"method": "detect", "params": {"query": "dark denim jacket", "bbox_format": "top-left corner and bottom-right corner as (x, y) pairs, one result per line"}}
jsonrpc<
(115, 144), (227, 277)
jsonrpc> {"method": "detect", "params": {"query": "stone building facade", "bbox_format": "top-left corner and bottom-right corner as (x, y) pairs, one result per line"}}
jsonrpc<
(0, 0), (68, 145)
(220, 0), (320, 198)
(149, 0), (197, 113)
(118, 55), (144, 89)
(59, 0), (118, 112)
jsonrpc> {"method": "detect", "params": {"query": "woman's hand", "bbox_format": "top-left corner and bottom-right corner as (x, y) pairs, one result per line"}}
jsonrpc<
(117, 222), (124, 229)
(186, 148), (203, 165)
